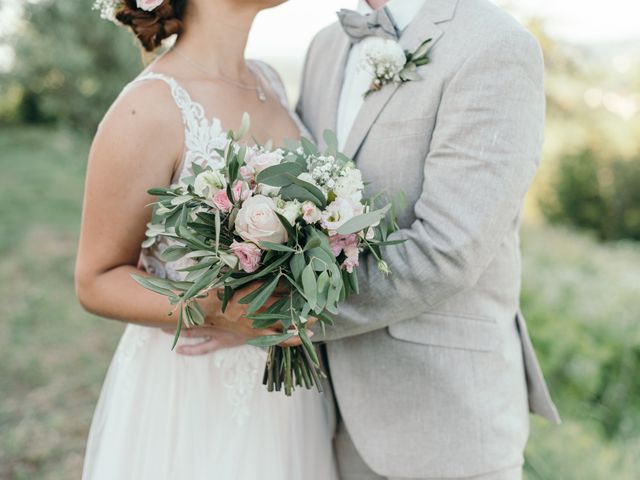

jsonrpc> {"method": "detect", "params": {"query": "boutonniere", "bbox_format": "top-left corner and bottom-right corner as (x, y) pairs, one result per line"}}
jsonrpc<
(362, 37), (432, 98)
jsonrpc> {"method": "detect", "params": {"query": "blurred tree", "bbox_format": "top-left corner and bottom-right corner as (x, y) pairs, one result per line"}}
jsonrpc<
(0, 0), (143, 131)
(541, 149), (640, 242)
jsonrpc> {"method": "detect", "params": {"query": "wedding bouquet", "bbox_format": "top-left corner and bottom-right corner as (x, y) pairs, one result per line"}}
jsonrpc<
(133, 115), (402, 395)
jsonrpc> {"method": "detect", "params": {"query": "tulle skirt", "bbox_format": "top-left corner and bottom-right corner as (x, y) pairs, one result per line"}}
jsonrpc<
(82, 324), (338, 480)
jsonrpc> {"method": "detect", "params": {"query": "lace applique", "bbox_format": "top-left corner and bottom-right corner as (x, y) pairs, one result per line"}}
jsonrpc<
(114, 325), (155, 389)
(132, 72), (228, 178)
(213, 346), (267, 425)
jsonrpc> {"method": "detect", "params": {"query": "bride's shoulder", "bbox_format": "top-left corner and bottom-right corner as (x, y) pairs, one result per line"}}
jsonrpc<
(97, 73), (183, 140)
(91, 73), (183, 167)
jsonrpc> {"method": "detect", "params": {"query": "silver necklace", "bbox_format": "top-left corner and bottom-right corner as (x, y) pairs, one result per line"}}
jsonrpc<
(171, 46), (267, 102)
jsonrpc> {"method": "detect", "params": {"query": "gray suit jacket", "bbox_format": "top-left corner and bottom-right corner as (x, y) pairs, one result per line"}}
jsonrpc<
(297, 0), (560, 478)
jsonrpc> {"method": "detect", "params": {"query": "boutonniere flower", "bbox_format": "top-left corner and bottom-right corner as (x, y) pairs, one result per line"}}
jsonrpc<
(362, 37), (433, 98)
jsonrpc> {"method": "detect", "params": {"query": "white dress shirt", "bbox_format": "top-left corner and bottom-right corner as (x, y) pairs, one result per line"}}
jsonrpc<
(336, 0), (427, 148)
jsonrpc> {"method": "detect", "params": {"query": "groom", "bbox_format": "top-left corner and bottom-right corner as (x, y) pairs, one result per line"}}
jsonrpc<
(175, 0), (560, 478)
(295, 0), (560, 479)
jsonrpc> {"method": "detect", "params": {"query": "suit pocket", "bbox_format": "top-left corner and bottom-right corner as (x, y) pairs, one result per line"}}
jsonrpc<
(387, 312), (499, 352)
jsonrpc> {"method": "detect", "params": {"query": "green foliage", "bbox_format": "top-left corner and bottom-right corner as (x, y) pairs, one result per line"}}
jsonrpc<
(540, 149), (640, 241)
(520, 224), (640, 478)
(0, 0), (142, 131)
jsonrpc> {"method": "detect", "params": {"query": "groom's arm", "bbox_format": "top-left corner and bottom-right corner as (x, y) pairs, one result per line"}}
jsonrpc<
(316, 30), (545, 341)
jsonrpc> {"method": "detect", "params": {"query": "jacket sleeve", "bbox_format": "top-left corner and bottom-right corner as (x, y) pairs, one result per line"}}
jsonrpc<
(316, 30), (545, 342)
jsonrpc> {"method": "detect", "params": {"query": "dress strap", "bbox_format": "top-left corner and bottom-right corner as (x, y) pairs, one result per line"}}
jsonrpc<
(125, 72), (227, 182)
(127, 72), (207, 135)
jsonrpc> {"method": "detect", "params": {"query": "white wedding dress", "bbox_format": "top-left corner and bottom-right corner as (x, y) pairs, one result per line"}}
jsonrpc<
(82, 62), (338, 480)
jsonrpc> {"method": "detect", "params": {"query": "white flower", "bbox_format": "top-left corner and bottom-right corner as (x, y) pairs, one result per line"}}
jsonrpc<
(321, 197), (364, 234)
(361, 37), (406, 82)
(297, 172), (317, 185)
(193, 170), (227, 198)
(334, 168), (364, 203)
(277, 199), (302, 225)
(235, 195), (288, 245)
(245, 149), (284, 174)
(302, 201), (322, 224)
(93, 0), (119, 23)
(257, 184), (281, 197)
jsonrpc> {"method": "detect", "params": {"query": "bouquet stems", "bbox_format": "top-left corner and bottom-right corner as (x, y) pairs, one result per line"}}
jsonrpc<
(262, 344), (325, 396)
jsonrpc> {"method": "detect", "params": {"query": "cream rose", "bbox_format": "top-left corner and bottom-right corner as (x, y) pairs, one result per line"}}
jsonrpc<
(235, 195), (287, 245)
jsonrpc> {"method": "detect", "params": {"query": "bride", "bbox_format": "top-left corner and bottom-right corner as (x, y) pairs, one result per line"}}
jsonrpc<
(75, 0), (337, 478)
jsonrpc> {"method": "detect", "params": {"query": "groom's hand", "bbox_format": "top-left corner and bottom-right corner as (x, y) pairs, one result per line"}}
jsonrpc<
(163, 325), (247, 356)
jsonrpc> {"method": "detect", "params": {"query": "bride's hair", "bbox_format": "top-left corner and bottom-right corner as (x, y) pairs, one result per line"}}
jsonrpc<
(116, 0), (188, 52)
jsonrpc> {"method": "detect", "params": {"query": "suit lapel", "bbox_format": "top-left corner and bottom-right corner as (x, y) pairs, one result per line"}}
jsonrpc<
(342, 0), (459, 160)
(324, 32), (352, 137)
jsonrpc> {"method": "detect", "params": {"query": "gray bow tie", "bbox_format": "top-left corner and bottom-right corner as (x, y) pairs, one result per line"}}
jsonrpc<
(337, 7), (400, 43)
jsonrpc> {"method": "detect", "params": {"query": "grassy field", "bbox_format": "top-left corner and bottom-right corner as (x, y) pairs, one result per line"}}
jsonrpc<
(0, 127), (638, 479)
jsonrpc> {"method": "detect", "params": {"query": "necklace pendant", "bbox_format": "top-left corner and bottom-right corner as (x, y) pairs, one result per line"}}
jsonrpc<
(258, 89), (267, 102)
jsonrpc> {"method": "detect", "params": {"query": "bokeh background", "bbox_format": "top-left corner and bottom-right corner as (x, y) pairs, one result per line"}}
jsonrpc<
(1, 0), (639, 478)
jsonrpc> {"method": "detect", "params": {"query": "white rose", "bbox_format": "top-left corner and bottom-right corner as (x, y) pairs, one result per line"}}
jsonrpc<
(193, 170), (227, 198)
(321, 197), (364, 233)
(246, 150), (284, 174)
(235, 195), (287, 245)
(334, 168), (364, 203)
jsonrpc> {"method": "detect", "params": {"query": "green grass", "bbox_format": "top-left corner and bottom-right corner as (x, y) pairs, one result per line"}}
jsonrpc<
(0, 127), (638, 479)
(0, 127), (123, 479)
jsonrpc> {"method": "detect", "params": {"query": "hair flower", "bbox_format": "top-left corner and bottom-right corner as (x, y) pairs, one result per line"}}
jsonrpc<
(137, 0), (163, 11)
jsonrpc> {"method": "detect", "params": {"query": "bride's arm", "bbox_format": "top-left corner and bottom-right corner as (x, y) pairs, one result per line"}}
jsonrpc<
(75, 82), (299, 346)
(75, 82), (185, 327)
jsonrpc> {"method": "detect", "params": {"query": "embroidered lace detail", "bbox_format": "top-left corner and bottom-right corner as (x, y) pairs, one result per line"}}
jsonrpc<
(114, 325), (155, 389)
(213, 346), (267, 425)
(132, 71), (228, 178)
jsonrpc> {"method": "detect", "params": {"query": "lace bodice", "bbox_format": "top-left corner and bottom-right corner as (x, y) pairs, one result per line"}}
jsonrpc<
(117, 61), (308, 424)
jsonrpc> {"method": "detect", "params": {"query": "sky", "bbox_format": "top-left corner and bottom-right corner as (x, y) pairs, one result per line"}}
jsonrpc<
(245, 0), (640, 61)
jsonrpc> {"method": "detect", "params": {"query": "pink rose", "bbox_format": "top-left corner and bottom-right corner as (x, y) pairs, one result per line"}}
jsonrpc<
(235, 195), (287, 245)
(232, 180), (252, 203)
(212, 189), (233, 213)
(230, 241), (262, 273)
(245, 150), (283, 174)
(302, 201), (322, 224)
(321, 197), (364, 234)
(136, 0), (163, 12)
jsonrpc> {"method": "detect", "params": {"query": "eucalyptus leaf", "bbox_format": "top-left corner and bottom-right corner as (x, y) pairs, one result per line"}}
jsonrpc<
(255, 162), (304, 187)
(290, 253), (306, 282)
(336, 205), (391, 235)
(301, 264), (317, 310)
(300, 136), (319, 155)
